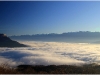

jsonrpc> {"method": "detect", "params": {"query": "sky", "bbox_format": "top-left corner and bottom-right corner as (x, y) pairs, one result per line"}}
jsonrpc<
(0, 1), (100, 36)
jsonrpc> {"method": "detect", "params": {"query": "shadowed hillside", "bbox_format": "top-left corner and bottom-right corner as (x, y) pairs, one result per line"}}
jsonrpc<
(0, 34), (28, 47)
(0, 63), (100, 74)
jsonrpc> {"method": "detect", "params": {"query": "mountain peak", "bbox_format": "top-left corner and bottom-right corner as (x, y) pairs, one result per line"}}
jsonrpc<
(0, 34), (7, 37)
(0, 34), (28, 47)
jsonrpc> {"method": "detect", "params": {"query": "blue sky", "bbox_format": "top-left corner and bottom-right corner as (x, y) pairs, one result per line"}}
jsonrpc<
(0, 1), (100, 36)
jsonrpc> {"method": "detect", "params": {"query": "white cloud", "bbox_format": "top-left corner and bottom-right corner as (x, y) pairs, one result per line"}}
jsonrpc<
(0, 41), (100, 67)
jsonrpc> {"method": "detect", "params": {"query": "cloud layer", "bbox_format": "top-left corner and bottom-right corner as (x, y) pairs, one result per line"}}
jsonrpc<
(0, 41), (100, 66)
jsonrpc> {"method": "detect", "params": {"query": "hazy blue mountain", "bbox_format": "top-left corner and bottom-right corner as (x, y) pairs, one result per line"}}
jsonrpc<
(0, 34), (28, 47)
(10, 31), (100, 43)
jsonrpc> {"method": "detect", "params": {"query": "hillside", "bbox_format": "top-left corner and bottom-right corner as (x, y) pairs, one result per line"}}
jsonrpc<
(0, 64), (100, 74)
(0, 34), (28, 47)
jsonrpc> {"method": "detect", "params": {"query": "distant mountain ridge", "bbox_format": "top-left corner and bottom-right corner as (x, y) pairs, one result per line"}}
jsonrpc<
(10, 31), (100, 43)
(0, 34), (28, 47)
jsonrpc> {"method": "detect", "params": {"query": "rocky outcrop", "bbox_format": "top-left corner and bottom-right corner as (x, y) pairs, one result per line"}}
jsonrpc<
(0, 34), (28, 47)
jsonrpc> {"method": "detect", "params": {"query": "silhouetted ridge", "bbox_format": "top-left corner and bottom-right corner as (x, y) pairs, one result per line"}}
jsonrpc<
(0, 34), (28, 47)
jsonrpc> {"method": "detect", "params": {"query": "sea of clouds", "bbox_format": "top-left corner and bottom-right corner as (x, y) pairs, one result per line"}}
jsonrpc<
(0, 41), (100, 67)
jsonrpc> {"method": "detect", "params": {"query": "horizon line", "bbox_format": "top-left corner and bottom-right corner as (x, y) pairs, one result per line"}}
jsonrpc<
(5, 31), (100, 36)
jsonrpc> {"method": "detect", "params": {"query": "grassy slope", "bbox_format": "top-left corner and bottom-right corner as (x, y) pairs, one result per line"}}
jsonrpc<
(0, 63), (100, 74)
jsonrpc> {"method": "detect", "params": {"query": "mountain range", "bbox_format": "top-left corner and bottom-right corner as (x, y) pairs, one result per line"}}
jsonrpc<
(10, 31), (100, 43)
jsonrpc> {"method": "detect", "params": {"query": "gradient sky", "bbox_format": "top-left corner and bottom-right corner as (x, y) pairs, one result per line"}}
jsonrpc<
(0, 1), (100, 36)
